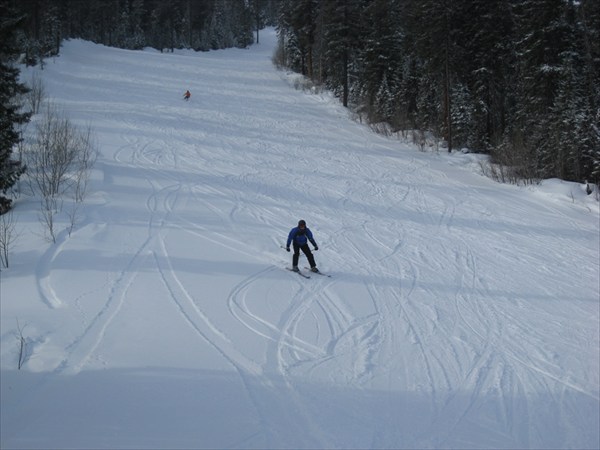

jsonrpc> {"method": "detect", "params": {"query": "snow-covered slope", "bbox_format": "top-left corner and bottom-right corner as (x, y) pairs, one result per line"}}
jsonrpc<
(1, 28), (598, 449)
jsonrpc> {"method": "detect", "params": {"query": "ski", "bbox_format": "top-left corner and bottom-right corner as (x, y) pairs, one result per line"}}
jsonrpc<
(286, 267), (310, 278)
(304, 267), (331, 277)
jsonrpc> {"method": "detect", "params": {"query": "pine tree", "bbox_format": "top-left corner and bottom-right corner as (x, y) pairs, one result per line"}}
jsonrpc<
(0, 0), (30, 214)
(578, 0), (600, 186)
(359, 0), (403, 123)
(450, 82), (474, 149)
(320, 0), (362, 107)
(404, 0), (468, 151)
(286, 0), (319, 78)
(511, 0), (570, 179)
(459, 0), (514, 152)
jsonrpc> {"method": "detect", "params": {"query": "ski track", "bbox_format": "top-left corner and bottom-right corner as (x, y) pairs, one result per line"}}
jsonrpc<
(56, 232), (152, 374)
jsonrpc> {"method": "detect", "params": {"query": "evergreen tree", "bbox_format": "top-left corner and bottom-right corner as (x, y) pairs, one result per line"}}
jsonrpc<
(230, 0), (254, 48)
(511, 0), (572, 178)
(0, 1), (30, 214)
(578, 0), (600, 186)
(404, 0), (468, 151)
(459, 0), (514, 152)
(282, 0), (319, 78)
(544, 0), (585, 180)
(358, 0), (403, 123)
(114, 0), (146, 50)
(397, 56), (420, 130)
(320, 0), (362, 107)
(450, 82), (474, 149)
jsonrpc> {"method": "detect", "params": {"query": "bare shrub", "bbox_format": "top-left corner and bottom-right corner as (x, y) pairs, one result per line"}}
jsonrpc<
(24, 103), (97, 239)
(489, 140), (542, 186)
(368, 122), (394, 137)
(272, 43), (285, 69)
(15, 319), (28, 370)
(25, 104), (97, 199)
(26, 72), (46, 114)
(72, 124), (97, 203)
(0, 211), (19, 268)
(412, 129), (427, 152)
(39, 196), (60, 243)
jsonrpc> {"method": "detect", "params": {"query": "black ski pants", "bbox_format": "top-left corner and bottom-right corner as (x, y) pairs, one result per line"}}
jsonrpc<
(293, 243), (316, 268)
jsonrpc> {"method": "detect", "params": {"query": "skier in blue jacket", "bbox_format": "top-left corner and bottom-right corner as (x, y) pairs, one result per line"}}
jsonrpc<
(286, 219), (319, 272)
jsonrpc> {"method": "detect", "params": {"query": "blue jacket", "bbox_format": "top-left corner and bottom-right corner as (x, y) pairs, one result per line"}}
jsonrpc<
(287, 227), (317, 248)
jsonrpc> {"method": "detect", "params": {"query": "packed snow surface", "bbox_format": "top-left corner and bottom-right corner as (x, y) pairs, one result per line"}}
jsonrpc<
(1, 28), (599, 449)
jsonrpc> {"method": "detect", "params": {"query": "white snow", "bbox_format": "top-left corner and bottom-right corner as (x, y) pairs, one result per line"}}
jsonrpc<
(1, 28), (599, 449)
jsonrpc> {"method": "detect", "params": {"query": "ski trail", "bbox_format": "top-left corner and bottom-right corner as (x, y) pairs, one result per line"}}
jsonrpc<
(152, 237), (266, 376)
(227, 266), (326, 358)
(35, 228), (73, 309)
(56, 234), (154, 374)
(264, 276), (339, 447)
(53, 138), (185, 373)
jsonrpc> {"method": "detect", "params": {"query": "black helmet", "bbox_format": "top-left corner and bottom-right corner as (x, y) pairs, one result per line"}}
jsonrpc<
(298, 220), (306, 227)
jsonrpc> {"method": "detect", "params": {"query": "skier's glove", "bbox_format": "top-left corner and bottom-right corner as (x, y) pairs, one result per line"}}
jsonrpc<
(313, 246), (318, 251)
(286, 247), (290, 252)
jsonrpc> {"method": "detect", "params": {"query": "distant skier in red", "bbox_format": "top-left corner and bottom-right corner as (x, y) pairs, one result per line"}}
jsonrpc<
(183, 90), (191, 101)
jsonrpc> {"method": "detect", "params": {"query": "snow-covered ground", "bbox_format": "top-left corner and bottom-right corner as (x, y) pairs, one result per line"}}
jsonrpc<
(1, 28), (599, 449)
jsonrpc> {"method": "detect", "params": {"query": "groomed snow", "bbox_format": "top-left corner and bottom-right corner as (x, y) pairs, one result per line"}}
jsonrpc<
(1, 28), (599, 449)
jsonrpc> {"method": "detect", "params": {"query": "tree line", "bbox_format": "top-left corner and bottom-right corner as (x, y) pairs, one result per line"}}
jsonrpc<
(276, 0), (600, 187)
(2, 0), (599, 215)
(15, 0), (279, 60)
